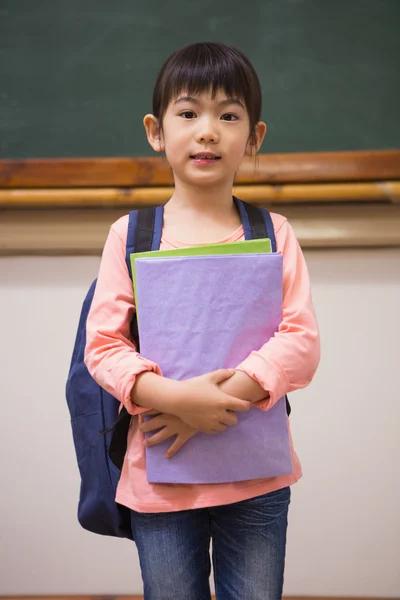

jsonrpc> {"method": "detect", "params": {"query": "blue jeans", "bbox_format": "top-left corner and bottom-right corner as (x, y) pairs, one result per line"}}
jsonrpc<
(130, 486), (291, 600)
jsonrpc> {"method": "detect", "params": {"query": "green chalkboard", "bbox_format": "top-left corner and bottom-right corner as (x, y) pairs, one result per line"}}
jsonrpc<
(0, 0), (399, 158)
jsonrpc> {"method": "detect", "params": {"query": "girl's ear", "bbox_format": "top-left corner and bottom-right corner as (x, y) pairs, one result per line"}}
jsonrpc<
(143, 114), (164, 152)
(246, 121), (267, 156)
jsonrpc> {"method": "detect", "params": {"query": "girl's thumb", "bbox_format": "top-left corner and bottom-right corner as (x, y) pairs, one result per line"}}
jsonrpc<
(211, 368), (236, 382)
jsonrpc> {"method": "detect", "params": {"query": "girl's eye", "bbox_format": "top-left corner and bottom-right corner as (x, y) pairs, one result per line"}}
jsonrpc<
(221, 113), (238, 121)
(180, 111), (196, 119)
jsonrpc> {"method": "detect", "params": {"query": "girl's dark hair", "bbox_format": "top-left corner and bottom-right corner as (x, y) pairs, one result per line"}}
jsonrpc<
(152, 42), (262, 149)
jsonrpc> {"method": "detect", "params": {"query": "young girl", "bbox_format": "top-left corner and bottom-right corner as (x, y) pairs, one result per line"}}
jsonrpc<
(85, 42), (320, 600)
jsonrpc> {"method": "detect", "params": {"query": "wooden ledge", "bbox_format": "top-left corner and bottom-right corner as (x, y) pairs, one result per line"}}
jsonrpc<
(0, 181), (399, 209)
(1, 150), (399, 188)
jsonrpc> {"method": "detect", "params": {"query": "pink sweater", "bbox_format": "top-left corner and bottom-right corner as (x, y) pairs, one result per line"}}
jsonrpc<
(84, 211), (320, 513)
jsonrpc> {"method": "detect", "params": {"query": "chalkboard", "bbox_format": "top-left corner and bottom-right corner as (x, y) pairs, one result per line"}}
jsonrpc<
(1, 0), (399, 158)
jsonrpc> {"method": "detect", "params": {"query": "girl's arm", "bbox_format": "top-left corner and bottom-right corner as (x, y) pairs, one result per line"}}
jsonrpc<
(219, 217), (320, 409)
(84, 221), (163, 416)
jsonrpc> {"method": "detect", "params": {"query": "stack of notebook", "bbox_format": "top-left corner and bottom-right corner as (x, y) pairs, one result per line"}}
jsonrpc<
(130, 239), (292, 484)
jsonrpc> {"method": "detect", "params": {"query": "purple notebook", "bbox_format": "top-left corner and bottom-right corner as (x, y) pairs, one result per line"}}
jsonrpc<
(134, 253), (292, 484)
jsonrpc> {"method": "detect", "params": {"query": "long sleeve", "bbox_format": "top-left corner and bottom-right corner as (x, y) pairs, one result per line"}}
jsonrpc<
(236, 217), (320, 409)
(84, 218), (162, 414)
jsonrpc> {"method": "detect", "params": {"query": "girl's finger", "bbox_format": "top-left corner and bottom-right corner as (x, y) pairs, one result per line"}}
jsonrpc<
(165, 432), (194, 458)
(224, 396), (251, 413)
(209, 368), (235, 384)
(215, 423), (228, 432)
(139, 415), (168, 433)
(220, 410), (238, 427)
(144, 427), (174, 447)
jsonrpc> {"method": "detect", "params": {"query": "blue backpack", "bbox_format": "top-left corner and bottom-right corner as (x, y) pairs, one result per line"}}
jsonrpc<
(66, 197), (290, 539)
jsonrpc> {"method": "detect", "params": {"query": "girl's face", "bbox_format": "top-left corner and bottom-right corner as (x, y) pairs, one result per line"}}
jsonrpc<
(144, 89), (266, 188)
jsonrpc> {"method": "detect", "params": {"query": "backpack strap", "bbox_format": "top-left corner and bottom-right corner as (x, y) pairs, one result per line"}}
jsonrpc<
(125, 205), (164, 277)
(233, 196), (277, 252)
(259, 209), (277, 253)
(234, 196), (266, 241)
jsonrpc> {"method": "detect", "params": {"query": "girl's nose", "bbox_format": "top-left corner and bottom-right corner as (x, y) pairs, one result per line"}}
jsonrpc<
(195, 119), (219, 144)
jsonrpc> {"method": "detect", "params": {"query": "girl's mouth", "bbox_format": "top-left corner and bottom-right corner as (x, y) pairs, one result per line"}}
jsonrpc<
(190, 154), (221, 164)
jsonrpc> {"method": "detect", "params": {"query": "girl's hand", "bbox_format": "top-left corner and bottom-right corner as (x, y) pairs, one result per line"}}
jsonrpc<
(171, 369), (250, 434)
(140, 412), (197, 458)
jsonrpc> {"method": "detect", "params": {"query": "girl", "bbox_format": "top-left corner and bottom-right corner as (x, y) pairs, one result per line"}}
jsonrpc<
(85, 42), (320, 600)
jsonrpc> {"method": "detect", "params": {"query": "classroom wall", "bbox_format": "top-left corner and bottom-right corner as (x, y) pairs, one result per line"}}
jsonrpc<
(0, 249), (399, 597)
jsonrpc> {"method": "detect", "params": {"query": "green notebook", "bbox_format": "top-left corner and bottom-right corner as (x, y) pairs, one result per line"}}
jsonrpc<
(130, 238), (272, 318)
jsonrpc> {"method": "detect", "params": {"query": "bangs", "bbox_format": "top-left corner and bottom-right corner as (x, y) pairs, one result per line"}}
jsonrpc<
(156, 54), (250, 109)
(152, 43), (262, 130)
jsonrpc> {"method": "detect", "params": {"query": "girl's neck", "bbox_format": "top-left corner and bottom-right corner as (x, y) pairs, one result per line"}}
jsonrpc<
(164, 179), (237, 220)
(162, 179), (242, 244)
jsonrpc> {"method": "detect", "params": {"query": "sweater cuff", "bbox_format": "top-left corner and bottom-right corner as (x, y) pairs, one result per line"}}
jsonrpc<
(236, 354), (288, 411)
(122, 357), (163, 416)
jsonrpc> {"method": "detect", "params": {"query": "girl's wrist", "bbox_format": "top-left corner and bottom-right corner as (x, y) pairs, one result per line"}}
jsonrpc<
(131, 371), (180, 413)
(160, 378), (183, 415)
(158, 379), (192, 418)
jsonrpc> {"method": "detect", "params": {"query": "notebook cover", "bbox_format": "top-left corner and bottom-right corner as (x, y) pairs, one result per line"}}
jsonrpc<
(134, 253), (292, 484)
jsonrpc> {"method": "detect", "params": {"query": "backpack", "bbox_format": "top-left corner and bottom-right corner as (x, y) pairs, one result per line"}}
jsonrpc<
(66, 197), (290, 539)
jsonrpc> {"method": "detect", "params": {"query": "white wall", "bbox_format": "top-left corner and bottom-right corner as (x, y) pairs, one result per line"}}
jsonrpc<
(0, 249), (399, 596)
